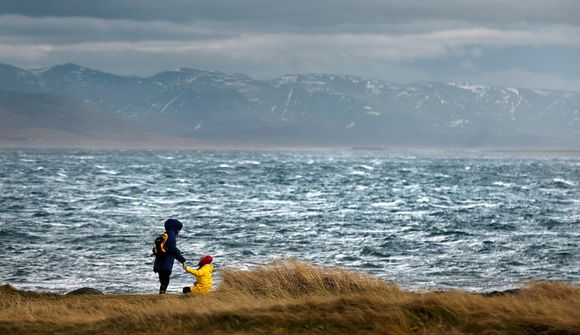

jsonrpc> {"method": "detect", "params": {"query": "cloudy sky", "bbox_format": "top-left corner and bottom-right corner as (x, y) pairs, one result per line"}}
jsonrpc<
(0, 0), (579, 91)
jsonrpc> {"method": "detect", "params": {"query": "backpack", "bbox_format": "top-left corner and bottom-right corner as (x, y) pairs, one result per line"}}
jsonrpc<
(151, 232), (169, 257)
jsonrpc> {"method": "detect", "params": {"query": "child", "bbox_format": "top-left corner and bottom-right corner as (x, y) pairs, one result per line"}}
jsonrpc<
(153, 219), (187, 294)
(182, 255), (213, 294)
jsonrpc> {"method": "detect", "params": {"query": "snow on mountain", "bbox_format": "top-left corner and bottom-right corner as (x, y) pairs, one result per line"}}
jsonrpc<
(0, 63), (578, 147)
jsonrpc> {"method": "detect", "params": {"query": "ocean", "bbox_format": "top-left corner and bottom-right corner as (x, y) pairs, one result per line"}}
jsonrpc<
(0, 149), (578, 294)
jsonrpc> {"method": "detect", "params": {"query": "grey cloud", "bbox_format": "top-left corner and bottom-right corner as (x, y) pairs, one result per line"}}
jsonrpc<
(1, 0), (579, 29)
(0, 37), (431, 82)
(3, 27), (578, 67)
(0, 0), (195, 21)
(0, 0), (578, 92)
(0, 15), (234, 44)
(1, 1), (579, 48)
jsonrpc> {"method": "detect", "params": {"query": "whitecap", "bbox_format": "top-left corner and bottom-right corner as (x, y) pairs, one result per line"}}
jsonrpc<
(394, 210), (431, 218)
(553, 178), (576, 186)
(150, 198), (179, 205)
(417, 196), (430, 203)
(430, 202), (498, 209)
(219, 164), (232, 168)
(492, 181), (513, 187)
(108, 194), (140, 200)
(403, 184), (421, 191)
(54, 171), (68, 182)
(371, 200), (403, 208)
(351, 171), (367, 176)
(239, 160), (261, 165)
(259, 199), (295, 205)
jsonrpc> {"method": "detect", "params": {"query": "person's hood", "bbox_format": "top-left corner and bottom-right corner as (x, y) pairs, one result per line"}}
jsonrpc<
(164, 219), (183, 232)
(199, 255), (213, 266)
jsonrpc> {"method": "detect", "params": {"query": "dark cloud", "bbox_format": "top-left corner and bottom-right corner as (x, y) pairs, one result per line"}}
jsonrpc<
(0, 0), (578, 91)
(1, 0), (578, 28)
(0, 0), (195, 21)
(0, 15), (233, 44)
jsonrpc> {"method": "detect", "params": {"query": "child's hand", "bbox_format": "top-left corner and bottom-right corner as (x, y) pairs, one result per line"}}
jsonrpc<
(181, 261), (188, 270)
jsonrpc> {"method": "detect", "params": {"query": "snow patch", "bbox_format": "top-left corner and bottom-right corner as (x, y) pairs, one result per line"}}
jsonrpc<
(448, 119), (471, 128)
(532, 89), (550, 96)
(506, 88), (522, 120)
(29, 67), (50, 76)
(282, 87), (294, 117)
(365, 81), (385, 96)
(184, 72), (206, 83)
(160, 96), (178, 114)
(277, 75), (298, 86)
(449, 82), (487, 95)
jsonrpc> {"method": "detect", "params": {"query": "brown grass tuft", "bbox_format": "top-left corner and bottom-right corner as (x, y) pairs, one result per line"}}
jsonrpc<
(217, 259), (398, 299)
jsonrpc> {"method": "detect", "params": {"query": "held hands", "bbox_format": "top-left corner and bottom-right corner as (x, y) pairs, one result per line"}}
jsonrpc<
(181, 261), (189, 271)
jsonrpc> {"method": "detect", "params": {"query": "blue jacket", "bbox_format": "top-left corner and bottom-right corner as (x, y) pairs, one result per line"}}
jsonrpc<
(153, 219), (186, 273)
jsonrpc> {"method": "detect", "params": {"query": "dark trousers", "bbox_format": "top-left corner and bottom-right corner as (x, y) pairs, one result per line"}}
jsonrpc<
(158, 270), (171, 294)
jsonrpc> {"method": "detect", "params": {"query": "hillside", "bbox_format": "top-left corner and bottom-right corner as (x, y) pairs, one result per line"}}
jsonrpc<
(1, 63), (579, 148)
(0, 90), (194, 147)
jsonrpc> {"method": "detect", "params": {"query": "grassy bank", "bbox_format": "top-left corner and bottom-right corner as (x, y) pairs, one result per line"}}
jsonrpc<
(1, 260), (579, 334)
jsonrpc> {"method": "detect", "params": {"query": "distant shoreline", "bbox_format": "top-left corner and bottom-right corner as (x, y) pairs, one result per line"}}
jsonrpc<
(1, 141), (579, 155)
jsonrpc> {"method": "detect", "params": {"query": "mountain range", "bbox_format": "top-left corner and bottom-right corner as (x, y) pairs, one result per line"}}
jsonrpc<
(0, 63), (579, 148)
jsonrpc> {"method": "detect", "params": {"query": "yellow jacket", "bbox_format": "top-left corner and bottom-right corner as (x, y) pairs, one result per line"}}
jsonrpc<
(185, 264), (213, 294)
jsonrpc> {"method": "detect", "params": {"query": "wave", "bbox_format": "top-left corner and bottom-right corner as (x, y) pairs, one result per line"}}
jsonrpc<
(553, 178), (576, 187)
(371, 200), (404, 208)
(492, 181), (514, 187)
(239, 160), (261, 165)
(2, 149), (579, 294)
(350, 170), (368, 176)
(430, 202), (498, 209)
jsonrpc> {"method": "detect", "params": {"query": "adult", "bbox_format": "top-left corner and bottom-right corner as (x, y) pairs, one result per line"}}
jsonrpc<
(153, 218), (187, 294)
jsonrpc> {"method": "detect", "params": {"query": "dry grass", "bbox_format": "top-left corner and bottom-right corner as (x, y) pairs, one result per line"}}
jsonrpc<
(1, 259), (579, 334)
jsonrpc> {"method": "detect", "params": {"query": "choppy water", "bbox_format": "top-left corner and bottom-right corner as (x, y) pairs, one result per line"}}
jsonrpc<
(0, 149), (578, 294)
